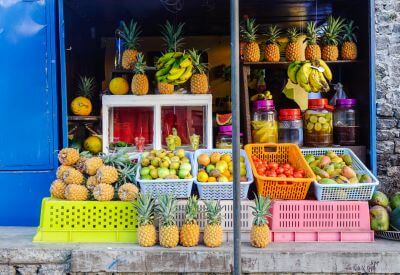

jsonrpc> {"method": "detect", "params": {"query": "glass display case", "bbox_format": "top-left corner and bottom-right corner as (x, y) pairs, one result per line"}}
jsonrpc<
(102, 94), (212, 154)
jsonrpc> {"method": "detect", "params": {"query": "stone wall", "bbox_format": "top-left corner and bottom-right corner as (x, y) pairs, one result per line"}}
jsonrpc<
(375, 0), (400, 194)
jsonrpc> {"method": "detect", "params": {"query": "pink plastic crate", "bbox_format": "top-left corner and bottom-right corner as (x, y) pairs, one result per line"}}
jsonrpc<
(271, 231), (374, 242)
(270, 200), (371, 231)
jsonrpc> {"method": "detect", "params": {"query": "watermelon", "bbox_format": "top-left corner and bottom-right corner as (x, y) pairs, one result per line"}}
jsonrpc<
(216, 113), (232, 126)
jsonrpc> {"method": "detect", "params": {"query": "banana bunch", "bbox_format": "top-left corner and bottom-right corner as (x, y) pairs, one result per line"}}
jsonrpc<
(250, 91), (273, 101)
(287, 59), (332, 93)
(156, 52), (193, 85)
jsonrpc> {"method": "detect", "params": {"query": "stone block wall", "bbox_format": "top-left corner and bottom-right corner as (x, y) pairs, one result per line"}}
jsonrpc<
(376, 0), (400, 194)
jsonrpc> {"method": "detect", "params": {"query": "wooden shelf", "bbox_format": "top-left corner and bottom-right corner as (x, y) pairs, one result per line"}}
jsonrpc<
(68, 116), (101, 122)
(112, 67), (157, 74)
(242, 60), (364, 68)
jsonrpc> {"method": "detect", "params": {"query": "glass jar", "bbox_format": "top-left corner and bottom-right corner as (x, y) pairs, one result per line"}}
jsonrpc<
(304, 98), (333, 147)
(278, 109), (303, 146)
(333, 98), (359, 145)
(252, 100), (278, 143)
(215, 125), (243, 149)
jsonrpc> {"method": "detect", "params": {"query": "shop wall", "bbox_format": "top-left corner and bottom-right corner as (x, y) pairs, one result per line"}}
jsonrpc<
(375, 0), (400, 194)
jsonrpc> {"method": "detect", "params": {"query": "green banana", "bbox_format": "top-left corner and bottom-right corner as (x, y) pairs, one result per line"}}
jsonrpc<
(288, 63), (302, 84)
(156, 59), (176, 77)
(156, 52), (175, 68)
(296, 62), (312, 85)
(157, 75), (168, 83)
(167, 67), (186, 81)
(173, 52), (184, 58)
(318, 59), (332, 81)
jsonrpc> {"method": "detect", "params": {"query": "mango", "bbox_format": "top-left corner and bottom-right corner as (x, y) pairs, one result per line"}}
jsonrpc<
(319, 156), (331, 168)
(359, 174), (372, 183)
(341, 154), (353, 166)
(312, 167), (329, 178)
(309, 160), (320, 168)
(333, 162), (345, 169)
(330, 169), (342, 178)
(370, 191), (389, 208)
(326, 151), (338, 159)
(341, 166), (357, 179)
(320, 178), (337, 184)
(331, 157), (343, 164)
(370, 205), (389, 231)
(349, 176), (359, 184)
(304, 154), (315, 164)
(324, 164), (335, 176)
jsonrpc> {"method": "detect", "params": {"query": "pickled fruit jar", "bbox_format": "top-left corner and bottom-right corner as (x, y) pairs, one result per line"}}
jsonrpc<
(304, 98), (333, 147)
(251, 100), (278, 143)
(278, 109), (303, 146)
(333, 98), (359, 145)
(215, 125), (243, 149)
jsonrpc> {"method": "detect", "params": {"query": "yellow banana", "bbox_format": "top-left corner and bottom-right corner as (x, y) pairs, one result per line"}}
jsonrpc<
(178, 64), (193, 81)
(173, 52), (183, 58)
(309, 70), (323, 92)
(288, 64), (302, 84)
(167, 67), (186, 81)
(318, 59), (332, 81)
(296, 62), (312, 85)
(318, 71), (330, 92)
(179, 57), (192, 68)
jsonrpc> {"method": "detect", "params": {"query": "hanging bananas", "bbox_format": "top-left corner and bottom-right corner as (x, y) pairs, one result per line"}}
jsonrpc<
(286, 59), (332, 93)
(156, 52), (193, 85)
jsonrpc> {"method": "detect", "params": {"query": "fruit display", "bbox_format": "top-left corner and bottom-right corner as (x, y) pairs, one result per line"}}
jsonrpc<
(139, 149), (192, 180)
(179, 195), (200, 247)
(70, 76), (95, 116)
(285, 27), (302, 62)
(304, 151), (372, 184)
(287, 59), (332, 93)
(320, 16), (345, 61)
(251, 156), (305, 179)
(250, 194), (272, 248)
(109, 77), (129, 95)
(369, 191), (400, 232)
(50, 148), (139, 202)
(135, 193), (157, 247)
(196, 152), (247, 183)
(188, 49), (209, 94)
(264, 25), (282, 62)
(120, 20), (142, 70)
(156, 194), (180, 248)
(305, 22), (321, 60)
(131, 53), (149, 95)
(240, 18), (260, 62)
(250, 91), (273, 101)
(251, 99), (278, 143)
(341, 20), (358, 60)
(165, 128), (182, 151)
(203, 200), (223, 248)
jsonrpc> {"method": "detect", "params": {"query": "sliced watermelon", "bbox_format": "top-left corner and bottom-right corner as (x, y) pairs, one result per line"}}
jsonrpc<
(216, 113), (232, 125)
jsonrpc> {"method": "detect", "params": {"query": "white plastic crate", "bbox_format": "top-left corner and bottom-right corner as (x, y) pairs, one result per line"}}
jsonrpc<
(192, 149), (253, 200)
(136, 152), (194, 198)
(301, 147), (379, 201)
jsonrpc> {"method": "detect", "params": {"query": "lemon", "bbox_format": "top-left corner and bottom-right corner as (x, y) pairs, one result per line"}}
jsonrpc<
(109, 77), (129, 95)
(318, 117), (327, 123)
(84, 136), (102, 154)
(306, 122), (314, 131)
(314, 122), (322, 132)
(309, 115), (318, 123)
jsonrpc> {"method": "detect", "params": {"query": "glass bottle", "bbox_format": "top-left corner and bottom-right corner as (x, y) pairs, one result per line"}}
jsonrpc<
(304, 98), (333, 147)
(215, 125), (243, 149)
(333, 98), (359, 145)
(278, 109), (303, 146)
(252, 100), (278, 143)
(114, 22), (124, 70)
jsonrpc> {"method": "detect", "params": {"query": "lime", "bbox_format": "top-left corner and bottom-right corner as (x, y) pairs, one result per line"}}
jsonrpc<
(314, 122), (322, 131)
(318, 117), (327, 123)
(309, 115), (318, 123)
(321, 123), (330, 132)
(306, 122), (314, 131)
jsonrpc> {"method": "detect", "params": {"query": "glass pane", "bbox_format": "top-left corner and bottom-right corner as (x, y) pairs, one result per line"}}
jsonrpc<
(111, 107), (154, 151)
(161, 106), (206, 150)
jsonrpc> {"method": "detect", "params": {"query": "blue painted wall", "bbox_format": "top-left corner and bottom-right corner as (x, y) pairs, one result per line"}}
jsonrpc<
(0, 0), (59, 225)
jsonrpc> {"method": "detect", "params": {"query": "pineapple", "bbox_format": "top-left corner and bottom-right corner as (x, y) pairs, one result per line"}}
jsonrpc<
(93, 183), (115, 201)
(250, 194), (272, 248)
(188, 49), (208, 94)
(58, 148), (80, 166)
(321, 16), (345, 61)
(101, 151), (131, 168)
(135, 193), (157, 247)
(120, 20), (142, 70)
(160, 20), (185, 53)
(158, 82), (174, 95)
(341, 20), (358, 60)
(70, 76), (95, 116)
(84, 156), (104, 176)
(64, 184), (88, 201)
(118, 183), (139, 201)
(96, 165), (118, 185)
(50, 179), (66, 199)
(56, 165), (70, 179)
(180, 195), (200, 247)
(86, 176), (98, 192)
(131, 53), (149, 95)
(285, 27), (302, 62)
(305, 22), (321, 60)
(241, 18), (260, 62)
(203, 200), (223, 248)
(74, 151), (92, 173)
(63, 167), (84, 185)
(264, 25), (282, 62)
(156, 194), (179, 248)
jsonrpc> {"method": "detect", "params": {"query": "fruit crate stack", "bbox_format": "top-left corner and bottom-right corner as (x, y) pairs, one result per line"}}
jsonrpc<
(245, 143), (376, 243)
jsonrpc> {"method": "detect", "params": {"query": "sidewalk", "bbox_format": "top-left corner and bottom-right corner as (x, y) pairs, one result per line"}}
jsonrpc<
(1, 227), (400, 274)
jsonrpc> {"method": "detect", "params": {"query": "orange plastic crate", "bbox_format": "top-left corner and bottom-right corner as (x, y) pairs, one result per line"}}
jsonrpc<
(244, 143), (315, 200)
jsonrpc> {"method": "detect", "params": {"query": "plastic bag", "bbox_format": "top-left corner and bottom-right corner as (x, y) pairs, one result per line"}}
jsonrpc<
(329, 83), (347, 106)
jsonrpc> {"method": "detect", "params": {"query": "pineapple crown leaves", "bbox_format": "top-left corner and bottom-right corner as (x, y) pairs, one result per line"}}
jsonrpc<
(188, 48), (208, 74)
(320, 15), (345, 46)
(160, 20), (185, 52)
(134, 53), (147, 74)
(204, 200), (222, 225)
(134, 193), (156, 226)
(342, 20), (358, 43)
(250, 193), (272, 226)
(264, 25), (282, 44)
(286, 27), (300, 42)
(116, 163), (137, 187)
(100, 151), (131, 168)
(184, 195), (199, 224)
(240, 18), (259, 43)
(305, 21), (319, 45)
(120, 20), (142, 50)
(156, 194), (178, 226)
(77, 76), (96, 98)
(79, 150), (93, 158)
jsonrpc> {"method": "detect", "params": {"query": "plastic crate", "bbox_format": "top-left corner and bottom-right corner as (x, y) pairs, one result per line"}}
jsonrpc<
(271, 231), (374, 242)
(33, 198), (137, 243)
(136, 152), (194, 198)
(244, 143), (315, 200)
(301, 147), (379, 201)
(192, 149), (253, 200)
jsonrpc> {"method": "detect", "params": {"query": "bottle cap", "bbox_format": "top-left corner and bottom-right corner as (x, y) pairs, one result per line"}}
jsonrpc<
(279, 109), (302, 120)
(336, 98), (357, 107)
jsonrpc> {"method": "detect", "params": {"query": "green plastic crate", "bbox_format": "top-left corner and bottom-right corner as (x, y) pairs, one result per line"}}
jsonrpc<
(33, 198), (137, 243)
